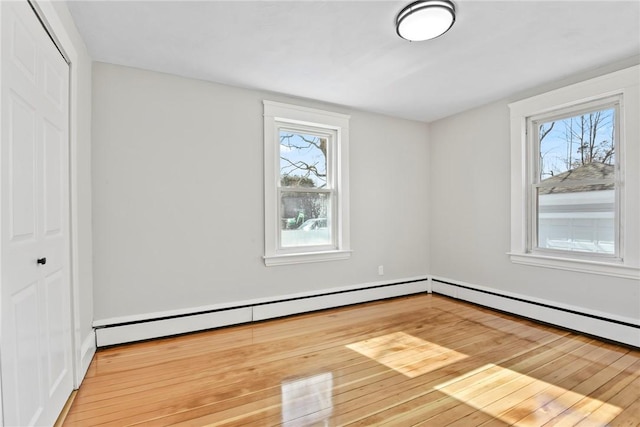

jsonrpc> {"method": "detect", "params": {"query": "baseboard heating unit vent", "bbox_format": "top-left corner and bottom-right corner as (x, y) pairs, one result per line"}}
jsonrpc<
(431, 277), (639, 348)
(94, 277), (429, 347)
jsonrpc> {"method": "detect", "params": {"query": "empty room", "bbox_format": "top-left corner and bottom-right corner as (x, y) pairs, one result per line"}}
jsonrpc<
(0, 0), (639, 426)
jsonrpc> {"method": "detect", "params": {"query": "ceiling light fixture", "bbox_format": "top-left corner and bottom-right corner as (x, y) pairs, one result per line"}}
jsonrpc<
(396, 0), (456, 42)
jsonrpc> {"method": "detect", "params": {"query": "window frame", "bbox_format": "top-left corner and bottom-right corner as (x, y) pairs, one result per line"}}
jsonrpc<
(508, 66), (640, 280)
(263, 101), (351, 266)
(277, 124), (336, 253)
(526, 96), (622, 261)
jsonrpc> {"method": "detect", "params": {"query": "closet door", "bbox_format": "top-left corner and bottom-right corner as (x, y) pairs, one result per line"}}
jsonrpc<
(1, 1), (73, 425)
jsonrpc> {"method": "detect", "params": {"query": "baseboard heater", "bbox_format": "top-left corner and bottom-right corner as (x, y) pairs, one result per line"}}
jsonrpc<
(431, 278), (639, 348)
(94, 278), (429, 347)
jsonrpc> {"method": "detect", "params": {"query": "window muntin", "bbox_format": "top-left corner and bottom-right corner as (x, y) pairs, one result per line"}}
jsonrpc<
(528, 98), (620, 259)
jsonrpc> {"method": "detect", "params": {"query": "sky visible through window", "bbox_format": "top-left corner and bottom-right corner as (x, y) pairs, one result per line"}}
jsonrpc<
(538, 108), (615, 180)
(280, 131), (327, 188)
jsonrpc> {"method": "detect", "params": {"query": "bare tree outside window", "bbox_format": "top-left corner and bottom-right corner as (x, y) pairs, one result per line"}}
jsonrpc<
(280, 133), (327, 187)
(538, 108), (615, 179)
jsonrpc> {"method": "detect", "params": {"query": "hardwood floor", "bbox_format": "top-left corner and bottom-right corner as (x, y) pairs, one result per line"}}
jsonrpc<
(63, 294), (640, 426)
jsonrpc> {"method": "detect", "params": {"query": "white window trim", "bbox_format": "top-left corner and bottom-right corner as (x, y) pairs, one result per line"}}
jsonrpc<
(508, 65), (640, 280)
(263, 101), (351, 266)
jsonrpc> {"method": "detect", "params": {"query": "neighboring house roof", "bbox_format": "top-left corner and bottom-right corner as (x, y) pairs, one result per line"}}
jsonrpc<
(540, 162), (614, 194)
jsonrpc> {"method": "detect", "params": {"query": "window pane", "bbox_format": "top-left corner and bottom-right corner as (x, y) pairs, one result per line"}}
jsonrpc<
(538, 108), (615, 179)
(280, 192), (331, 248)
(537, 186), (615, 254)
(535, 106), (617, 255)
(280, 131), (327, 189)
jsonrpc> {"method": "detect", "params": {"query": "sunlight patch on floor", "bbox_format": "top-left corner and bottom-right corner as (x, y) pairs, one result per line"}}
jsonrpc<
(346, 332), (467, 378)
(434, 364), (622, 425)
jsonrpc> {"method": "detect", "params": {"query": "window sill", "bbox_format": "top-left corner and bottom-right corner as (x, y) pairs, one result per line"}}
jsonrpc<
(508, 252), (639, 280)
(264, 250), (352, 266)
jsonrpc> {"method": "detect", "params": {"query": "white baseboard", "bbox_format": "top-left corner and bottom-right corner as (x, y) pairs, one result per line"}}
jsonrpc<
(96, 307), (253, 347)
(73, 331), (96, 388)
(94, 278), (428, 347)
(431, 276), (640, 348)
(80, 332), (96, 380)
(253, 280), (428, 321)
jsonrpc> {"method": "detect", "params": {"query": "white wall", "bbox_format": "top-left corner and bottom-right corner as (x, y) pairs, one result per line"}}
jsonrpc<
(428, 80), (639, 321)
(91, 63), (429, 322)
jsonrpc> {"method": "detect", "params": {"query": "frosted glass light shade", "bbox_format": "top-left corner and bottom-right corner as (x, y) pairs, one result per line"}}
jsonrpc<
(396, 0), (456, 41)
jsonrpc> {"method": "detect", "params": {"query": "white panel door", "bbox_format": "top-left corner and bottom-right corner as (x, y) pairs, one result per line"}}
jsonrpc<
(1, 1), (73, 426)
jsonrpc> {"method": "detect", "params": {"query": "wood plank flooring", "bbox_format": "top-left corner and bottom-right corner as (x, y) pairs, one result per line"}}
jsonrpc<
(63, 294), (640, 426)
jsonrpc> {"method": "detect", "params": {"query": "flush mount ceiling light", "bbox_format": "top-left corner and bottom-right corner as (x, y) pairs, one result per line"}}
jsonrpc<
(396, 0), (456, 42)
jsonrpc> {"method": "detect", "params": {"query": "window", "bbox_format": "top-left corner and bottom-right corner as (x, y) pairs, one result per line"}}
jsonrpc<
(263, 101), (351, 266)
(509, 66), (639, 279)
(529, 98), (619, 259)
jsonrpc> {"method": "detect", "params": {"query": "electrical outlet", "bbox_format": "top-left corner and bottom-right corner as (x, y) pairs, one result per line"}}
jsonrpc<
(378, 265), (384, 276)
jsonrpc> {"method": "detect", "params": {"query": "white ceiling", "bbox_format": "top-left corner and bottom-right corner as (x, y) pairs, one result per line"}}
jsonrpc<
(66, 0), (640, 122)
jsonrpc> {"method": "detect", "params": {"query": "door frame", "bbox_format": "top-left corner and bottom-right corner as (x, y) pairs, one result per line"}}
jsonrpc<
(26, 0), (87, 389)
